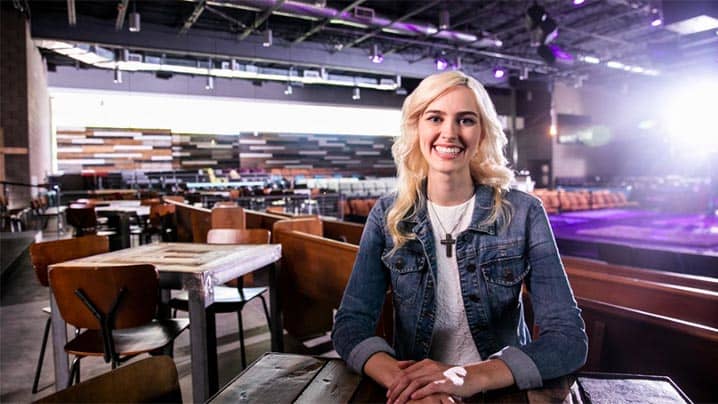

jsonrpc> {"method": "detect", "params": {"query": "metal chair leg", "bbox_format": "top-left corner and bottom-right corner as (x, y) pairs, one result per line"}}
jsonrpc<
(237, 310), (247, 369)
(259, 295), (272, 333)
(67, 357), (81, 388)
(32, 317), (52, 394)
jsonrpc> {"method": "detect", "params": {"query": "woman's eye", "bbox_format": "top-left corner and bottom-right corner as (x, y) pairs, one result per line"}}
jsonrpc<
(459, 118), (476, 125)
(427, 116), (442, 123)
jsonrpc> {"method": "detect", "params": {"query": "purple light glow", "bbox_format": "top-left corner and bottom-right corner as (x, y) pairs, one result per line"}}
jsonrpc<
(573, 0), (585, 5)
(651, 18), (663, 27)
(435, 58), (449, 71)
(549, 44), (574, 61)
(493, 68), (505, 79)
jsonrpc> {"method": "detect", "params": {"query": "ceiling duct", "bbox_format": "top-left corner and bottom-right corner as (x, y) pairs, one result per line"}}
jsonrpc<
(197, 0), (502, 48)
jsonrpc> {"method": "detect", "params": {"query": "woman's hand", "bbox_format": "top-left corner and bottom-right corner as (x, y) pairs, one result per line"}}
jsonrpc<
(406, 392), (459, 404)
(386, 359), (456, 404)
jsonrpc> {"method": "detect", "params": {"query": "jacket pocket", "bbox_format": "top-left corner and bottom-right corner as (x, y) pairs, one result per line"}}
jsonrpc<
(382, 249), (426, 303)
(479, 241), (528, 311)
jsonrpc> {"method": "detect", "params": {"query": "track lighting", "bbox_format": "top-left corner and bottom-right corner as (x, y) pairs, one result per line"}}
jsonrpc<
(352, 87), (360, 100)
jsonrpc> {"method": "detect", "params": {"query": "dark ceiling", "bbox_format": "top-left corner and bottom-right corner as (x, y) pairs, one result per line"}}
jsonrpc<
(18, 0), (718, 88)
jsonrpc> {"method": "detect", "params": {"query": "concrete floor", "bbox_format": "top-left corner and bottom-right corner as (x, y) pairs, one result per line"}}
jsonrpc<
(0, 229), (286, 403)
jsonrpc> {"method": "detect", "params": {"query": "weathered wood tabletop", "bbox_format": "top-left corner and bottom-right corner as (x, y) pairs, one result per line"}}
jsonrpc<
(208, 353), (579, 403)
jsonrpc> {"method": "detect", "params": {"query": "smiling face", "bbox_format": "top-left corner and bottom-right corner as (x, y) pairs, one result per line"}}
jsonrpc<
(417, 85), (482, 181)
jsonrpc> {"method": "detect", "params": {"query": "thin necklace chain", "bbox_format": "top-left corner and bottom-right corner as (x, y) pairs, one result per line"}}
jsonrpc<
(428, 198), (471, 236)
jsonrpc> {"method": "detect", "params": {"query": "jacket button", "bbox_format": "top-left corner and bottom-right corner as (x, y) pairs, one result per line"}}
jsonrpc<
(395, 258), (405, 270)
(466, 263), (476, 272)
(470, 293), (480, 302)
(503, 269), (514, 282)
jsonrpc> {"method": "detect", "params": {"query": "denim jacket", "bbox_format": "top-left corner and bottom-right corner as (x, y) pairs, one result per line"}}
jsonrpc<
(332, 185), (587, 389)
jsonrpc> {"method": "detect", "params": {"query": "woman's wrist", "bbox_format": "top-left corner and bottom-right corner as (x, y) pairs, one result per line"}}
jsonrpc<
(463, 359), (514, 396)
(363, 351), (400, 388)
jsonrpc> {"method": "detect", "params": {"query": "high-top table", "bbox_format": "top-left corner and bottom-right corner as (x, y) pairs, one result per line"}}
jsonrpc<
(48, 242), (282, 403)
(209, 353), (692, 404)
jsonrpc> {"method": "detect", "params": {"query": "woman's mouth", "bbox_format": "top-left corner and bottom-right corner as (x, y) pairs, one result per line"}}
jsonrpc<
(433, 145), (464, 159)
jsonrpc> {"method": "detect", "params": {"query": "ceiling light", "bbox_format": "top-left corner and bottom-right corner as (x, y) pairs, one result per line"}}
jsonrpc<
(580, 55), (601, 64)
(284, 84), (293, 95)
(352, 87), (360, 100)
(519, 67), (529, 80)
(493, 68), (506, 79)
(665, 15), (718, 34)
(113, 67), (122, 84)
(573, 0), (585, 4)
(435, 57), (449, 71)
(650, 7), (662, 27)
(526, 3), (558, 46)
(205, 75), (214, 90)
(606, 61), (625, 69)
(370, 44), (383, 64)
(651, 18), (663, 27)
(129, 11), (141, 32)
(438, 9), (450, 30)
(262, 29), (273, 47)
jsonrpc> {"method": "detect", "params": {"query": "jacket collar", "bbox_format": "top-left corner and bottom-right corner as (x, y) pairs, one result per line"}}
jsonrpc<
(402, 182), (497, 236)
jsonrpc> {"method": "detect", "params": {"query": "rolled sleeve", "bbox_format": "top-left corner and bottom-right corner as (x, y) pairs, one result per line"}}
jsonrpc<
(489, 346), (542, 390)
(347, 336), (396, 374)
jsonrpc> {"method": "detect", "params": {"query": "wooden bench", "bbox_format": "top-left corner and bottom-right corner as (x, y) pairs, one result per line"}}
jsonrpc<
(245, 209), (287, 232)
(565, 265), (718, 329)
(273, 228), (358, 343)
(164, 199), (210, 242)
(563, 256), (718, 292)
(578, 297), (716, 403)
(322, 219), (364, 245)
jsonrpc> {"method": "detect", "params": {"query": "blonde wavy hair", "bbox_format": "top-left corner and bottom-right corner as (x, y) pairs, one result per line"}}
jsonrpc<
(387, 71), (514, 249)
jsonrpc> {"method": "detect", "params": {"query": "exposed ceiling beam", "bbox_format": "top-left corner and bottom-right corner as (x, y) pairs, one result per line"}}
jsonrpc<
(67, 0), (76, 26)
(180, 0), (207, 35)
(204, 5), (247, 30)
(237, 0), (285, 41)
(337, 0), (442, 52)
(115, 0), (129, 31)
(292, 0), (367, 45)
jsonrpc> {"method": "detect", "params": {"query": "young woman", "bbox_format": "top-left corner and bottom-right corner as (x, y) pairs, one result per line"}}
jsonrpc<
(332, 71), (587, 404)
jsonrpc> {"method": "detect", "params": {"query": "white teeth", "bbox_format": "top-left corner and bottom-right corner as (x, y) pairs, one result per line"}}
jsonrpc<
(435, 146), (461, 154)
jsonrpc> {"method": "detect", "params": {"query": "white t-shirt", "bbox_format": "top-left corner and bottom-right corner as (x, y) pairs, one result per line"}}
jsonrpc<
(427, 197), (482, 365)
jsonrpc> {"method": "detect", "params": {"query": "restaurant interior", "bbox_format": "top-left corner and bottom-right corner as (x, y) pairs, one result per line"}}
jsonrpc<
(1, 0), (716, 402)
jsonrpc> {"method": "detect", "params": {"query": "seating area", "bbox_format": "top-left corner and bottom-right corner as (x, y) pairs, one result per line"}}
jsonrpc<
(532, 188), (638, 213)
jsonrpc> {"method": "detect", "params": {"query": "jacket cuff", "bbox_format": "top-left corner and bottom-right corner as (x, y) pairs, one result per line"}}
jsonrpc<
(489, 346), (542, 390)
(347, 336), (395, 374)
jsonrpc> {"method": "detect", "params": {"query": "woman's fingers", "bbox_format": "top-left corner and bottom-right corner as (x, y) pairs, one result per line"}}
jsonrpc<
(410, 380), (448, 401)
(397, 360), (416, 369)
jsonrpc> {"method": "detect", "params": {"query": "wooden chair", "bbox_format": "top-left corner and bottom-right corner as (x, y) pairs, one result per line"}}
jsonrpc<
(34, 355), (181, 403)
(49, 264), (190, 387)
(168, 228), (271, 368)
(29, 235), (110, 394)
(66, 204), (98, 236)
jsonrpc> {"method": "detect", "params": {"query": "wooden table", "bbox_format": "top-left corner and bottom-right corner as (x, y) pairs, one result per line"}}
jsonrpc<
(49, 242), (282, 403)
(209, 354), (693, 404)
(209, 353), (578, 403)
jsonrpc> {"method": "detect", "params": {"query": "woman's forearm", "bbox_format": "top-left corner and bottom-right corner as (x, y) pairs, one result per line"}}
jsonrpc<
(463, 359), (515, 395)
(363, 352), (402, 388)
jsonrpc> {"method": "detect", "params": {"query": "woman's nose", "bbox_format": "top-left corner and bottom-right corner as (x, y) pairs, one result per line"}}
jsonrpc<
(440, 120), (459, 139)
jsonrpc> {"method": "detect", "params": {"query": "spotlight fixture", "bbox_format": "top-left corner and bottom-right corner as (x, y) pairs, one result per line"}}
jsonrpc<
(205, 75), (214, 90)
(519, 67), (529, 80)
(370, 44), (384, 64)
(284, 84), (293, 95)
(113, 66), (122, 84)
(493, 67), (506, 79)
(352, 87), (361, 100)
(129, 11), (140, 32)
(650, 7), (663, 27)
(526, 3), (558, 47)
(438, 9), (450, 30)
(262, 29), (273, 47)
(453, 56), (462, 70)
(435, 57), (449, 71)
